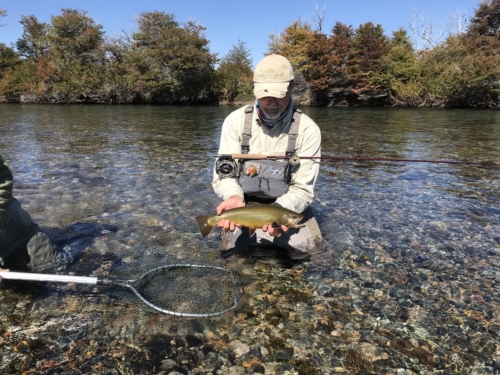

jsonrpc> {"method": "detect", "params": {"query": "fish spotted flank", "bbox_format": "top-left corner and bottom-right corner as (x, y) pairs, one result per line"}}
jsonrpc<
(195, 203), (304, 238)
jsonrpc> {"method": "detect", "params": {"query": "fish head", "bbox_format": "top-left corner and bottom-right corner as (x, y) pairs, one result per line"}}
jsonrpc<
(280, 212), (305, 228)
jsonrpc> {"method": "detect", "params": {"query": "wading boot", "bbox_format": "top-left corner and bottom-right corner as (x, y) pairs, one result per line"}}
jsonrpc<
(27, 232), (72, 272)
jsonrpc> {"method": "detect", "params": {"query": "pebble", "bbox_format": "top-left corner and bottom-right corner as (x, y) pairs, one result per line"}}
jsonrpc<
(229, 341), (250, 358)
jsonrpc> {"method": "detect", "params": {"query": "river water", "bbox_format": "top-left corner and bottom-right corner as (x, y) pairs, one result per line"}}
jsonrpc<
(0, 104), (499, 374)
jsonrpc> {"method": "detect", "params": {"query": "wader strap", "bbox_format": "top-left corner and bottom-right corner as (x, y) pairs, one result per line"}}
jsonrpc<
(242, 105), (301, 155)
(286, 108), (301, 156)
(241, 105), (253, 154)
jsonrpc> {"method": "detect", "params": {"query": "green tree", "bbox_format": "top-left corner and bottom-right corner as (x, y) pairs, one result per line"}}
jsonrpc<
(5, 15), (54, 96)
(329, 22), (355, 87)
(16, 15), (50, 58)
(467, 0), (500, 39)
(306, 31), (334, 104)
(217, 40), (253, 103)
(49, 8), (104, 65)
(418, 32), (500, 106)
(0, 43), (22, 94)
(352, 22), (390, 88)
(268, 20), (315, 73)
(0, 8), (14, 91)
(412, 0), (500, 107)
(0, 43), (20, 75)
(100, 32), (136, 102)
(174, 20), (218, 102)
(128, 11), (218, 103)
(372, 29), (421, 98)
(41, 9), (106, 99)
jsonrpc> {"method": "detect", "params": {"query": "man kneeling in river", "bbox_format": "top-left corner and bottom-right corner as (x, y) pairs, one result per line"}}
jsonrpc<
(0, 155), (68, 275)
(211, 54), (322, 258)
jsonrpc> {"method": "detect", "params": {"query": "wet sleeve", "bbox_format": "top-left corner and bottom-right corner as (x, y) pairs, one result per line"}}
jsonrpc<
(212, 110), (245, 201)
(275, 116), (321, 213)
(0, 156), (13, 226)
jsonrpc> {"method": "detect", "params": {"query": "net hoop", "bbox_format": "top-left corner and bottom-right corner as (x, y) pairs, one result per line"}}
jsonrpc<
(118, 263), (242, 318)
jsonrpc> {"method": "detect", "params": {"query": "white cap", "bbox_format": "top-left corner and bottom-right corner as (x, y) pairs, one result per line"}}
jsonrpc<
(253, 54), (294, 99)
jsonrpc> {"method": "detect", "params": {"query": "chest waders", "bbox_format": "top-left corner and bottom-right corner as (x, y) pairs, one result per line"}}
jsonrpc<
(0, 156), (67, 271)
(238, 105), (302, 200)
(219, 107), (323, 256)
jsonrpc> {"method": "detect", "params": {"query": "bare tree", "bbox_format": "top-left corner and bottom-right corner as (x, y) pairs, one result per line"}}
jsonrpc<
(0, 9), (6, 27)
(408, 7), (471, 51)
(448, 7), (469, 35)
(312, 3), (327, 32)
(408, 10), (444, 50)
(103, 29), (134, 63)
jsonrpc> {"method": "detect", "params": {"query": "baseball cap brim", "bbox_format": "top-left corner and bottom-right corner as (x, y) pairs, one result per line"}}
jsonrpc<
(253, 82), (291, 99)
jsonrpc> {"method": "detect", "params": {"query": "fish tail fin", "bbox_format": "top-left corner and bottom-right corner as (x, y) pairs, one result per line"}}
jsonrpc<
(195, 215), (214, 238)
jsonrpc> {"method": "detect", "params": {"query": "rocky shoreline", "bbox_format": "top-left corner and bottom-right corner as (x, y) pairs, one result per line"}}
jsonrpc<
(0, 90), (467, 108)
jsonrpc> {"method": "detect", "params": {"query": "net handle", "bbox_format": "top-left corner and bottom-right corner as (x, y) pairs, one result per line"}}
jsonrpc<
(0, 271), (99, 284)
(1, 265), (242, 318)
(0, 271), (128, 285)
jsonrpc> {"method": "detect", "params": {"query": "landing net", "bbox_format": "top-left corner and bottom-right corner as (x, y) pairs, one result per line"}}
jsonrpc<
(122, 264), (243, 317)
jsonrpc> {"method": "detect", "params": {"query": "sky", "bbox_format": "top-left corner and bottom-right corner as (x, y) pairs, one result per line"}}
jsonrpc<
(0, 0), (483, 67)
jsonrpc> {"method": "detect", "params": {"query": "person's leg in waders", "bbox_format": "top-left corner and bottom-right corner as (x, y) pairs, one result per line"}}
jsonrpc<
(0, 156), (69, 271)
(0, 197), (69, 271)
(257, 206), (323, 259)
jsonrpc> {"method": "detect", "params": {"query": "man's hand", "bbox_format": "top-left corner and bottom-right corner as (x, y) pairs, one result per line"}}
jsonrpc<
(262, 224), (289, 237)
(216, 196), (245, 232)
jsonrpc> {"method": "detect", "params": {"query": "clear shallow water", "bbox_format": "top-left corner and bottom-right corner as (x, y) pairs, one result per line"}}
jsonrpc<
(0, 104), (499, 374)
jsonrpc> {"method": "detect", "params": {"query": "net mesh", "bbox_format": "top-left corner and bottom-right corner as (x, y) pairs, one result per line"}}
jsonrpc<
(129, 264), (243, 316)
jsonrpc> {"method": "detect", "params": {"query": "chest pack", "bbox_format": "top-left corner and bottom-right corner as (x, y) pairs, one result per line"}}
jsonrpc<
(238, 105), (301, 199)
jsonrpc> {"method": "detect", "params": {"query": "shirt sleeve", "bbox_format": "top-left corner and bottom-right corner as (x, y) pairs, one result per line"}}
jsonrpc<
(0, 155), (13, 226)
(274, 114), (321, 213)
(212, 108), (246, 201)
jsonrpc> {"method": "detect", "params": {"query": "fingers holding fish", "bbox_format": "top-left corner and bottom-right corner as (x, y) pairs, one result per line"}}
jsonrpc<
(216, 195), (245, 215)
(263, 224), (289, 237)
(216, 218), (242, 232)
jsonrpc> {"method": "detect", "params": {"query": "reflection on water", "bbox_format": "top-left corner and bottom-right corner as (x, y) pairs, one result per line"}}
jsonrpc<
(1, 104), (499, 374)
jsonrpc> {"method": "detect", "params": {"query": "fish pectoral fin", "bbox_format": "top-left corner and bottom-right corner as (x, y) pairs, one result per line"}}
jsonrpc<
(292, 224), (306, 229)
(271, 222), (280, 228)
(248, 227), (257, 237)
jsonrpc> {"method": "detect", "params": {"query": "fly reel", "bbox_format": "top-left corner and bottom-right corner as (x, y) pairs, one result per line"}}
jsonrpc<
(215, 157), (238, 178)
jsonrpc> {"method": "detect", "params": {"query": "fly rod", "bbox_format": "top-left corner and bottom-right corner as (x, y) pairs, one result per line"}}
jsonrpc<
(216, 154), (500, 167)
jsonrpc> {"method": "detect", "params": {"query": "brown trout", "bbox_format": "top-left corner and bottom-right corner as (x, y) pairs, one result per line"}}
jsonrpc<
(195, 204), (305, 238)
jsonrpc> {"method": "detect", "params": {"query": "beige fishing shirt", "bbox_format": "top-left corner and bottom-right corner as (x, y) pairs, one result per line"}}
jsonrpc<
(212, 105), (321, 213)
